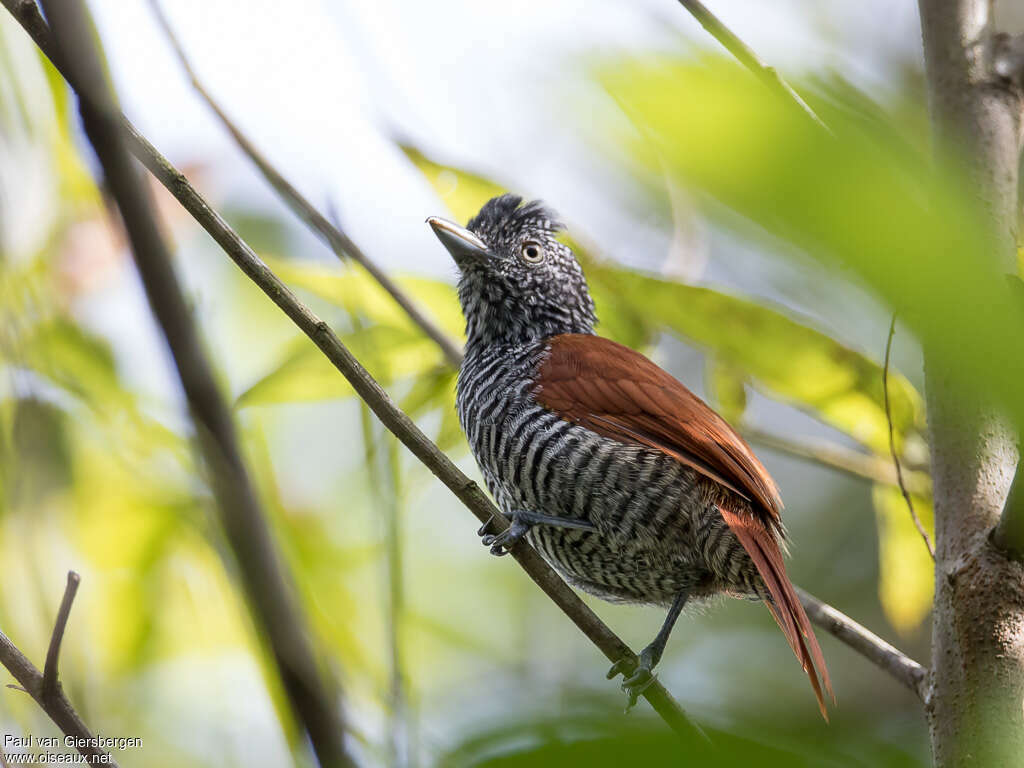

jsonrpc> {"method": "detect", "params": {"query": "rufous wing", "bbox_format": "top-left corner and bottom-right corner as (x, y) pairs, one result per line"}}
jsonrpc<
(534, 333), (833, 717)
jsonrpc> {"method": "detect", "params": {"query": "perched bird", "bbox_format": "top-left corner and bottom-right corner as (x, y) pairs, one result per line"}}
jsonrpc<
(427, 195), (832, 716)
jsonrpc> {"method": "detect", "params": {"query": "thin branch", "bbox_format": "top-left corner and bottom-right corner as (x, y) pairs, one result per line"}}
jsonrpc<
(2, 0), (928, 726)
(994, 33), (1024, 87)
(797, 587), (929, 702)
(674, 0), (828, 130)
(147, 0), (463, 368)
(994, 464), (1024, 561)
(41, 571), (79, 701)
(0, 573), (118, 766)
(33, 1), (354, 765)
(883, 315), (935, 558)
(741, 424), (932, 496)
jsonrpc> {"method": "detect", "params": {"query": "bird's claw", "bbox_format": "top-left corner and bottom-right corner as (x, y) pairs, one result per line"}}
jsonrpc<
(478, 518), (529, 556)
(621, 667), (657, 711)
(606, 658), (633, 680)
(607, 656), (658, 712)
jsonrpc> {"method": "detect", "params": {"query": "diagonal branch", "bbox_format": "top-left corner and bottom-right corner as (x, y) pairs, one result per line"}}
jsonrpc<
(674, 0), (828, 130)
(797, 587), (929, 701)
(33, 1), (354, 765)
(994, 463), (1024, 561)
(0, 572), (118, 766)
(1, 0), (929, 722)
(741, 424), (932, 495)
(147, 0), (463, 368)
(883, 315), (934, 558)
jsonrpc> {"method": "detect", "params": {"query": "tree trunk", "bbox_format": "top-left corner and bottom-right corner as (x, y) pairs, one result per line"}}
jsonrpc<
(918, 1), (1024, 765)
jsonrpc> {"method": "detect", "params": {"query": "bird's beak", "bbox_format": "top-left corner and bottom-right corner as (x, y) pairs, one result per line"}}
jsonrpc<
(427, 216), (490, 266)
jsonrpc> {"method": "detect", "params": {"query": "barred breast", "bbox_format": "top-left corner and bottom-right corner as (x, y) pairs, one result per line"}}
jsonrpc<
(457, 342), (764, 606)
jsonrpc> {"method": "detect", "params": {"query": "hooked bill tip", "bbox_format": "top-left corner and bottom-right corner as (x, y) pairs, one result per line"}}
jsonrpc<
(426, 216), (490, 262)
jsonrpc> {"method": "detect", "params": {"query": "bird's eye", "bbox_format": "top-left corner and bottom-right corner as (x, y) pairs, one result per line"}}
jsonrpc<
(520, 241), (545, 264)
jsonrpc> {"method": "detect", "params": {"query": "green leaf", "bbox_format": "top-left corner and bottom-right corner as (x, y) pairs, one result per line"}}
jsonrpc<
(400, 366), (464, 452)
(399, 144), (506, 225)
(267, 256), (465, 341)
(873, 484), (934, 633)
(589, 265), (924, 454)
(38, 51), (99, 211)
(238, 324), (442, 406)
(705, 358), (748, 424)
(27, 317), (122, 403)
(602, 56), (1024, 433)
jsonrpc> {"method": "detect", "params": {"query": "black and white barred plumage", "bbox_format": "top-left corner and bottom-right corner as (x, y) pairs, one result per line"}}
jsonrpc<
(451, 195), (765, 606)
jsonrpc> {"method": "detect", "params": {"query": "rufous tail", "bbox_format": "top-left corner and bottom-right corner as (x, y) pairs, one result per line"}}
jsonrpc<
(719, 504), (834, 721)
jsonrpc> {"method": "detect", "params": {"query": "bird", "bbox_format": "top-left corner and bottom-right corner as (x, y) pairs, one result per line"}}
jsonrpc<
(427, 194), (832, 717)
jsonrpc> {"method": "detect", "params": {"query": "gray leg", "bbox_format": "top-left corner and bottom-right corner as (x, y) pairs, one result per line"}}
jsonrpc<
(479, 509), (597, 556)
(608, 589), (690, 710)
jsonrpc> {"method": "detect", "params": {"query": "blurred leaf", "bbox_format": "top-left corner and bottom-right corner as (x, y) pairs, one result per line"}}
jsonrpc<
(589, 265), (924, 454)
(401, 366), (464, 452)
(705, 358), (748, 424)
(268, 256), (465, 340)
(873, 484), (934, 633)
(38, 52), (99, 211)
(221, 207), (293, 257)
(401, 276), (467, 341)
(238, 324), (441, 406)
(26, 316), (123, 405)
(400, 144), (506, 225)
(436, 710), (917, 768)
(602, 56), (1024, 432)
(11, 398), (72, 503)
(401, 366), (456, 417)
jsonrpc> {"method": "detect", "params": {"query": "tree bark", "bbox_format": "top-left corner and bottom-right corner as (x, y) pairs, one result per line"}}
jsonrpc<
(918, 1), (1024, 765)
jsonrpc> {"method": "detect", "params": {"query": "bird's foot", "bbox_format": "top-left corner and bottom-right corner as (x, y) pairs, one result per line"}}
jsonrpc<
(479, 517), (530, 556)
(607, 650), (659, 712)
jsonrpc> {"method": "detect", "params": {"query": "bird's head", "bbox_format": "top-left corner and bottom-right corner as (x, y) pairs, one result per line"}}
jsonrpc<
(428, 194), (597, 348)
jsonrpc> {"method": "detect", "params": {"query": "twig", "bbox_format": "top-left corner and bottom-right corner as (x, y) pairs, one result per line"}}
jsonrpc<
(994, 33), (1024, 87)
(797, 587), (929, 702)
(34, 1), (354, 765)
(883, 315), (935, 559)
(352, 307), (412, 766)
(994, 464), (1024, 561)
(674, 0), (829, 131)
(41, 571), (79, 701)
(1, 0), (930, 725)
(741, 425), (932, 496)
(0, 572), (118, 766)
(147, 0), (464, 368)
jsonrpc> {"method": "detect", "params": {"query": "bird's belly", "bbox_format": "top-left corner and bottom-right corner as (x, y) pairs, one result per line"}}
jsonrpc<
(480, 417), (720, 605)
(526, 525), (711, 606)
